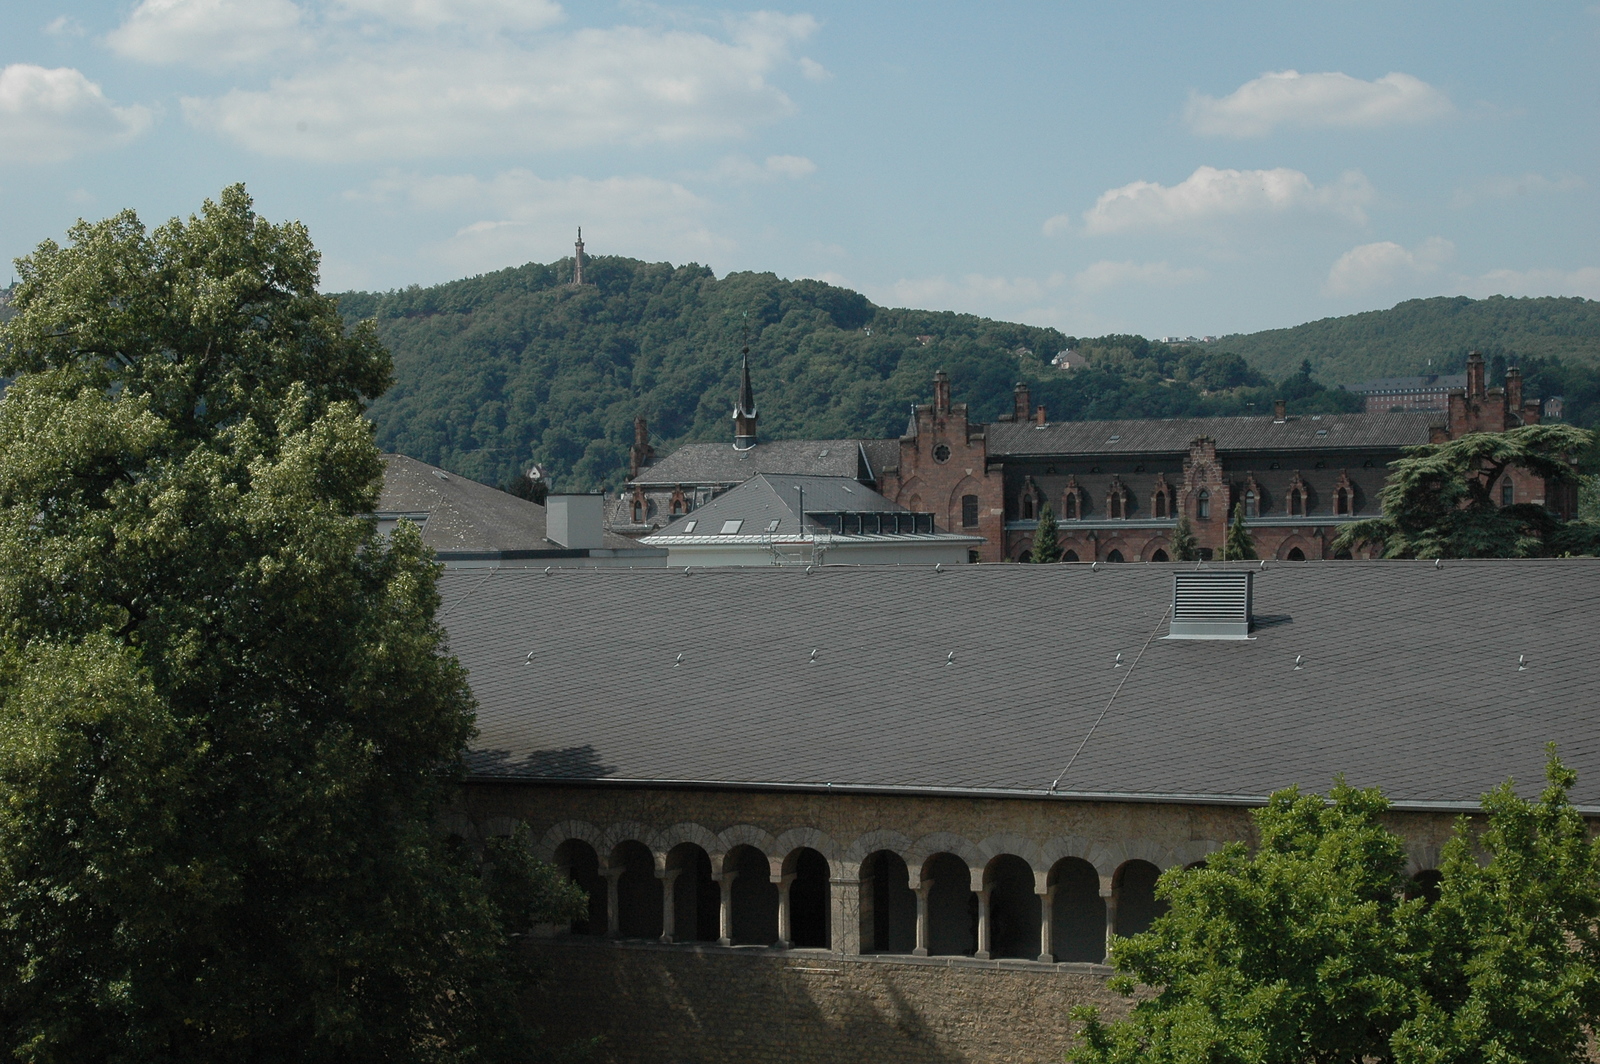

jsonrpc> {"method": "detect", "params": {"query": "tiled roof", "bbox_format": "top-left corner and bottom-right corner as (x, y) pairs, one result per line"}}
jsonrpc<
(442, 559), (1600, 809)
(632, 439), (881, 487)
(1344, 374), (1468, 395)
(986, 412), (1440, 458)
(647, 475), (904, 540)
(378, 454), (641, 552)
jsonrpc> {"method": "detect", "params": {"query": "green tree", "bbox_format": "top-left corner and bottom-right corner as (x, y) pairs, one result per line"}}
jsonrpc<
(1169, 513), (1198, 561)
(1071, 752), (1600, 1064)
(1031, 502), (1063, 563)
(1332, 424), (1595, 558)
(1223, 502), (1257, 560)
(0, 187), (583, 1062)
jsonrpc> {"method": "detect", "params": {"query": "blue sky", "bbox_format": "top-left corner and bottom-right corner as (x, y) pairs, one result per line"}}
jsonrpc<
(1, 1), (1597, 337)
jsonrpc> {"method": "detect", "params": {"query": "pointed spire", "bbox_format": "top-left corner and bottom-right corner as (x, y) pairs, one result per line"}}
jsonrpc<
(736, 348), (757, 418)
(732, 334), (758, 450)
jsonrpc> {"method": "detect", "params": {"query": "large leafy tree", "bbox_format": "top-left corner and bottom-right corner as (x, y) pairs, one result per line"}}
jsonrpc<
(0, 187), (579, 1062)
(1333, 425), (1596, 558)
(1071, 752), (1600, 1064)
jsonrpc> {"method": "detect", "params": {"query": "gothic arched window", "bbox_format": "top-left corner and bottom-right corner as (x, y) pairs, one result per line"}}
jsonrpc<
(1154, 489), (1168, 518)
(1289, 487), (1304, 516)
(1109, 492), (1123, 519)
(1196, 490), (1211, 520)
(1335, 487), (1350, 516)
(1063, 491), (1078, 520)
(1245, 490), (1258, 518)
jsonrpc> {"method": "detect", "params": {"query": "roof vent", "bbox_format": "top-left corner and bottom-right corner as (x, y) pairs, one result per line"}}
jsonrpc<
(1168, 570), (1253, 640)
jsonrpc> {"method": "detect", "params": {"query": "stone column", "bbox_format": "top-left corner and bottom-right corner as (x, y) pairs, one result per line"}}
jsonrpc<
(1037, 886), (1055, 963)
(1100, 880), (1116, 963)
(717, 871), (737, 947)
(603, 868), (623, 938)
(774, 872), (797, 949)
(913, 880), (932, 957)
(830, 877), (861, 955)
(975, 889), (992, 960)
(857, 872), (876, 952)
(657, 868), (681, 944)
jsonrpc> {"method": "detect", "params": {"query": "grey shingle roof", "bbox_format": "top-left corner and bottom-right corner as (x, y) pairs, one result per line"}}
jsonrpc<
(378, 454), (641, 552)
(442, 559), (1600, 809)
(986, 412), (1440, 458)
(648, 475), (907, 540)
(632, 439), (881, 487)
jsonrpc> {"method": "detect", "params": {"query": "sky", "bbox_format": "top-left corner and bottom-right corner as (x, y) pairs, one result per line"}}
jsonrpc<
(1, 1), (1597, 338)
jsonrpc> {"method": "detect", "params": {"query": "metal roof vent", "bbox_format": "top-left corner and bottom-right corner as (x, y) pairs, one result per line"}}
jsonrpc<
(1168, 570), (1253, 640)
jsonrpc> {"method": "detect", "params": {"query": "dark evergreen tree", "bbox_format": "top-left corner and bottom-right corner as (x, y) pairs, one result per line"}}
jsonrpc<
(1030, 502), (1063, 563)
(1170, 513), (1199, 561)
(1224, 503), (1257, 561)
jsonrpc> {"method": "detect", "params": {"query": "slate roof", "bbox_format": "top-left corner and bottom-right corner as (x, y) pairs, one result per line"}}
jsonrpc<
(442, 559), (1600, 810)
(378, 454), (642, 553)
(1344, 374), (1468, 395)
(986, 412), (1439, 458)
(647, 474), (908, 540)
(631, 439), (883, 487)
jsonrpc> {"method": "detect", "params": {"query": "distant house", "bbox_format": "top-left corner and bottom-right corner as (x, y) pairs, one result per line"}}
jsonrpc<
(641, 474), (982, 566)
(377, 454), (666, 569)
(1341, 372), (1468, 413)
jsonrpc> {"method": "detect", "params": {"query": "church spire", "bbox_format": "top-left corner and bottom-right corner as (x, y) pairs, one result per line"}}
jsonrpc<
(572, 226), (586, 286)
(732, 338), (758, 450)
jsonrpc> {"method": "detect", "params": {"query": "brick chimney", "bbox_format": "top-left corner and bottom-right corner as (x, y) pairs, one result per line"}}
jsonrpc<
(1035, 404), (1047, 426)
(629, 416), (654, 478)
(1013, 381), (1031, 421)
(933, 369), (951, 414)
(1466, 351), (1486, 399)
(1505, 365), (1523, 416)
(1273, 399), (1287, 422)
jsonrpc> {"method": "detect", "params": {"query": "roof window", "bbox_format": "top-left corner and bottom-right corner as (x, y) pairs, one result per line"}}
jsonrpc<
(682, 520), (697, 533)
(766, 519), (780, 532)
(719, 519), (744, 534)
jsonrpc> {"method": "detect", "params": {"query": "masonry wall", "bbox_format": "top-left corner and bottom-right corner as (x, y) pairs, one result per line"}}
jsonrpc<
(524, 939), (1134, 1064)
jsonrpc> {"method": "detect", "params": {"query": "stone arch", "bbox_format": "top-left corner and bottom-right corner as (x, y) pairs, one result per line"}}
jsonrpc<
(783, 846), (832, 949)
(1038, 837), (1123, 882)
(1112, 858), (1166, 938)
(922, 851), (978, 956)
(1406, 868), (1443, 906)
(659, 821), (722, 861)
(1405, 842), (1442, 877)
(845, 828), (916, 866)
(1048, 856), (1106, 962)
(1140, 537), (1172, 562)
(1099, 837), (1176, 875)
(774, 826), (841, 866)
(609, 839), (663, 939)
(552, 838), (606, 935)
(602, 821), (664, 861)
(947, 475), (985, 532)
(537, 819), (605, 863)
(977, 833), (1042, 871)
(724, 843), (779, 946)
(859, 849), (917, 954)
(664, 841), (719, 943)
(716, 824), (780, 876)
(895, 476), (926, 510)
(1275, 534), (1318, 562)
(907, 832), (984, 887)
(1170, 840), (1225, 869)
(983, 853), (1041, 960)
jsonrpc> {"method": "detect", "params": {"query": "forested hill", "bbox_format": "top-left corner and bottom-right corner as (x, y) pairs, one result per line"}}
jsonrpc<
(1219, 295), (1600, 383)
(339, 256), (1359, 492)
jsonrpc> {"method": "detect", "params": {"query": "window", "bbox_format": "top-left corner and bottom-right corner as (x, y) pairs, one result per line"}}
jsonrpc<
(1196, 489), (1210, 520)
(1063, 549), (1079, 562)
(1335, 488), (1349, 516)
(933, 444), (951, 463)
(1245, 490), (1258, 518)
(766, 519), (780, 532)
(1287, 547), (1305, 561)
(1151, 549), (1169, 562)
(632, 501), (642, 522)
(671, 499), (683, 515)
(961, 494), (979, 527)
(1063, 491), (1079, 520)
(1501, 479), (1514, 507)
(1289, 488), (1303, 516)
(682, 520), (697, 533)
(1154, 490), (1167, 518)
(1105, 549), (1124, 563)
(1022, 493), (1036, 520)
(1109, 492), (1122, 519)
(719, 519), (744, 534)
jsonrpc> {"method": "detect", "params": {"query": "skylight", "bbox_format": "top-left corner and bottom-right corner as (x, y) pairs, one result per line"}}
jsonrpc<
(719, 519), (744, 534)
(766, 519), (780, 532)
(682, 520), (697, 533)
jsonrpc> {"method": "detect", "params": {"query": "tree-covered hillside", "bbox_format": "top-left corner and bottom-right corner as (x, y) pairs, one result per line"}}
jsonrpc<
(340, 257), (1354, 491)
(1217, 295), (1600, 383)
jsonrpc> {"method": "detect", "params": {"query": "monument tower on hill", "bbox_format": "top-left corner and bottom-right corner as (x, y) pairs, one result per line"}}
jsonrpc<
(572, 227), (588, 286)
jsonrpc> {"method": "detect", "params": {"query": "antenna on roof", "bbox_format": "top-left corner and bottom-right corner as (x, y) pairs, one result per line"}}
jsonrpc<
(1294, 655), (1304, 670)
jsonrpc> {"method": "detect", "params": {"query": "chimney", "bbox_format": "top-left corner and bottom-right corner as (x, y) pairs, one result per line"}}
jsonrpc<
(1273, 399), (1287, 422)
(547, 494), (606, 550)
(1466, 351), (1486, 399)
(1505, 365), (1523, 413)
(1168, 570), (1253, 640)
(1013, 381), (1031, 422)
(933, 370), (951, 414)
(1035, 404), (1047, 426)
(629, 416), (654, 478)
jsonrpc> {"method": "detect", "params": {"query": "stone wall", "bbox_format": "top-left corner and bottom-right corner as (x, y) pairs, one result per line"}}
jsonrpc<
(525, 939), (1133, 1064)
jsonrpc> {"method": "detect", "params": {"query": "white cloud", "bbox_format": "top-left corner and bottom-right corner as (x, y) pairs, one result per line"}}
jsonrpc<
(1451, 172), (1585, 208)
(1072, 260), (1207, 294)
(42, 15), (86, 36)
(1324, 237), (1454, 296)
(1041, 213), (1072, 236)
(106, 0), (309, 71)
(1083, 166), (1374, 235)
(1186, 70), (1453, 137)
(0, 65), (154, 163)
(705, 153), (816, 183)
(182, 13), (816, 161)
(1458, 266), (1600, 300)
(798, 57), (831, 81)
(333, 0), (563, 31)
(348, 169), (731, 275)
